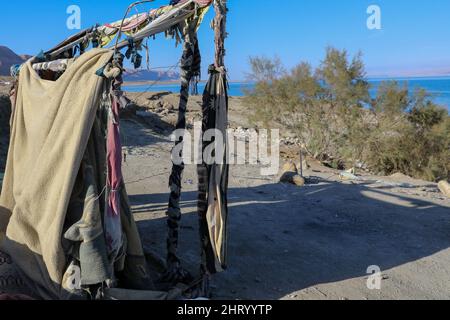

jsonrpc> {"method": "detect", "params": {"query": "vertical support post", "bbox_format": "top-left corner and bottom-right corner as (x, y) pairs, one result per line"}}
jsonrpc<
(299, 149), (304, 178)
(214, 0), (227, 69)
(164, 23), (200, 284)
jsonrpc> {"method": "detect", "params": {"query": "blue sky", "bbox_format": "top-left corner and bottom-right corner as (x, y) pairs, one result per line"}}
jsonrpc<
(2, 0), (450, 80)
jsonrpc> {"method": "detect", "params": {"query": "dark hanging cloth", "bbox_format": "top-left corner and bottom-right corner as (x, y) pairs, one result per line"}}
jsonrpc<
(198, 65), (229, 275)
(164, 31), (201, 284)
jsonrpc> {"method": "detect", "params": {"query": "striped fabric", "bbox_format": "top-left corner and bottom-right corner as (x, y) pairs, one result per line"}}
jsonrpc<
(171, 0), (212, 7)
(198, 65), (229, 275)
(164, 30), (201, 284)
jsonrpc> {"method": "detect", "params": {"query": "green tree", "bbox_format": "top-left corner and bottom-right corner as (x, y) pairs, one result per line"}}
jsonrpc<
(244, 48), (450, 182)
(316, 48), (371, 164)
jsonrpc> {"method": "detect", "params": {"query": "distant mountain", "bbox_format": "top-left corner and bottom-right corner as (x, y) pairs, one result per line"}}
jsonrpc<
(0, 46), (29, 76)
(123, 69), (180, 82)
(19, 54), (33, 61)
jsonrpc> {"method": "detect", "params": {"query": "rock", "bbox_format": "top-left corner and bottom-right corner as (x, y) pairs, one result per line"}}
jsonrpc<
(150, 101), (163, 110)
(163, 101), (175, 112)
(280, 171), (297, 183)
(280, 171), (305, 186)
(280, 162), (305, 186)
(345, 167), (356, 175)
(292, 175), (306, 186)
(390, 172), (412, 180)
(355, 162), (368, 171)
(281, 162), (298, 174)
(340, 171), (359, 181)
(438, 180), (450, 198)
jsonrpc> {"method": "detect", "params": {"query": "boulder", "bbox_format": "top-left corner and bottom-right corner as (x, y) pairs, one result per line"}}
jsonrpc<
(280, 162), (305, 186)
(340, 171), (359, 181)
(281, 162), (298, 174)
(280, 171), (296, 183)
(280, 172), (305, 186)
(438, 180), (450, 198)
(292, 175), (306, 187)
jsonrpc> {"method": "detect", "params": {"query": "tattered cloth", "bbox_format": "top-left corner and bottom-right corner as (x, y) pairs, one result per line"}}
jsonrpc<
(0, 49), (115, 298)
(171, 0), (213, 7)
(0, 49), (161, 299)
(198, 65), (229, 274)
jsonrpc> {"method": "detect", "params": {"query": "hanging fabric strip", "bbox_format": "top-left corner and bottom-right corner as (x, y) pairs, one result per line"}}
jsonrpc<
(104, 54), (126, 260)
(197, 0), (229, 277)
(98, 12), (151, 47)
(198, 65), (229, 275)
(164, 28), (201, 284)
(43, 0), (213, 60)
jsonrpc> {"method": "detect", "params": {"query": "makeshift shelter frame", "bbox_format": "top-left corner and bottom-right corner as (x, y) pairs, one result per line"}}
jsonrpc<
(21, 0), (229, 298)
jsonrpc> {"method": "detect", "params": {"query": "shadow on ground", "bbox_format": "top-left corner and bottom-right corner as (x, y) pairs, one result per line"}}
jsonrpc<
(129, 180), (450, 299)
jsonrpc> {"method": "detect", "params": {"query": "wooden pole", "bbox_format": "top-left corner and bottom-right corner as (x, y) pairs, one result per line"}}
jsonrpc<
(299, 149), (304, 178)
(213, 0), (228, 68)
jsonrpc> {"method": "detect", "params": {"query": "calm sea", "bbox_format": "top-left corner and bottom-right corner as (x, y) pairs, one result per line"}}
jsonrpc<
(124, 76), (450, 111)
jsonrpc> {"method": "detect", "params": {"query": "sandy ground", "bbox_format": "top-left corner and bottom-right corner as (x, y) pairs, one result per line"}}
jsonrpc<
(120, 91), (450, 300)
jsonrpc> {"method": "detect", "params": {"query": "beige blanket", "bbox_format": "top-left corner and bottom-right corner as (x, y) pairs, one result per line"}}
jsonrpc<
(0, 49), (114, 298)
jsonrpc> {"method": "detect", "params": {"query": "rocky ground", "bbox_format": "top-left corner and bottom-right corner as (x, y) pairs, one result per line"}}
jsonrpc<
(1, 84), (450, 300)
(122, 91), (450, 300)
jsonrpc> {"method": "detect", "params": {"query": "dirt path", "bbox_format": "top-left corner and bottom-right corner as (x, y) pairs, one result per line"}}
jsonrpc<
(120, 107), (450, 300)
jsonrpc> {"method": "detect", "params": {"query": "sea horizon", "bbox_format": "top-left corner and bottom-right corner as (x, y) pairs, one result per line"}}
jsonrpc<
(123, 75), (450, 111)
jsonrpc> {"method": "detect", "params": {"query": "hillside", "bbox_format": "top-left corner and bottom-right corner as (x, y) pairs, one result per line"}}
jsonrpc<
(0, 46), (28, 76)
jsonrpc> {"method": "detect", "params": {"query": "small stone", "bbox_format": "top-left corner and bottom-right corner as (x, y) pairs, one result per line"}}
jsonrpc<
(345, 167), (356, 175)
(438, 180), (450, 198)
(280, 169), (305, 187)
(163, 102), (175, 111)
(340, 171), (359, 181)
(292, 175), (306, 186)
(280, 171), (296, 183)
(281, 161), (298, 174)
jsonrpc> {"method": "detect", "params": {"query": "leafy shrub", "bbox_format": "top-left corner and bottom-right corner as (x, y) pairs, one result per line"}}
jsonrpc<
(244, 48), (450, 182)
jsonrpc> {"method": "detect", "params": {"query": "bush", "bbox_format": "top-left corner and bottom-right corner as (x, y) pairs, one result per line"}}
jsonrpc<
(244, 48), (450, 182)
